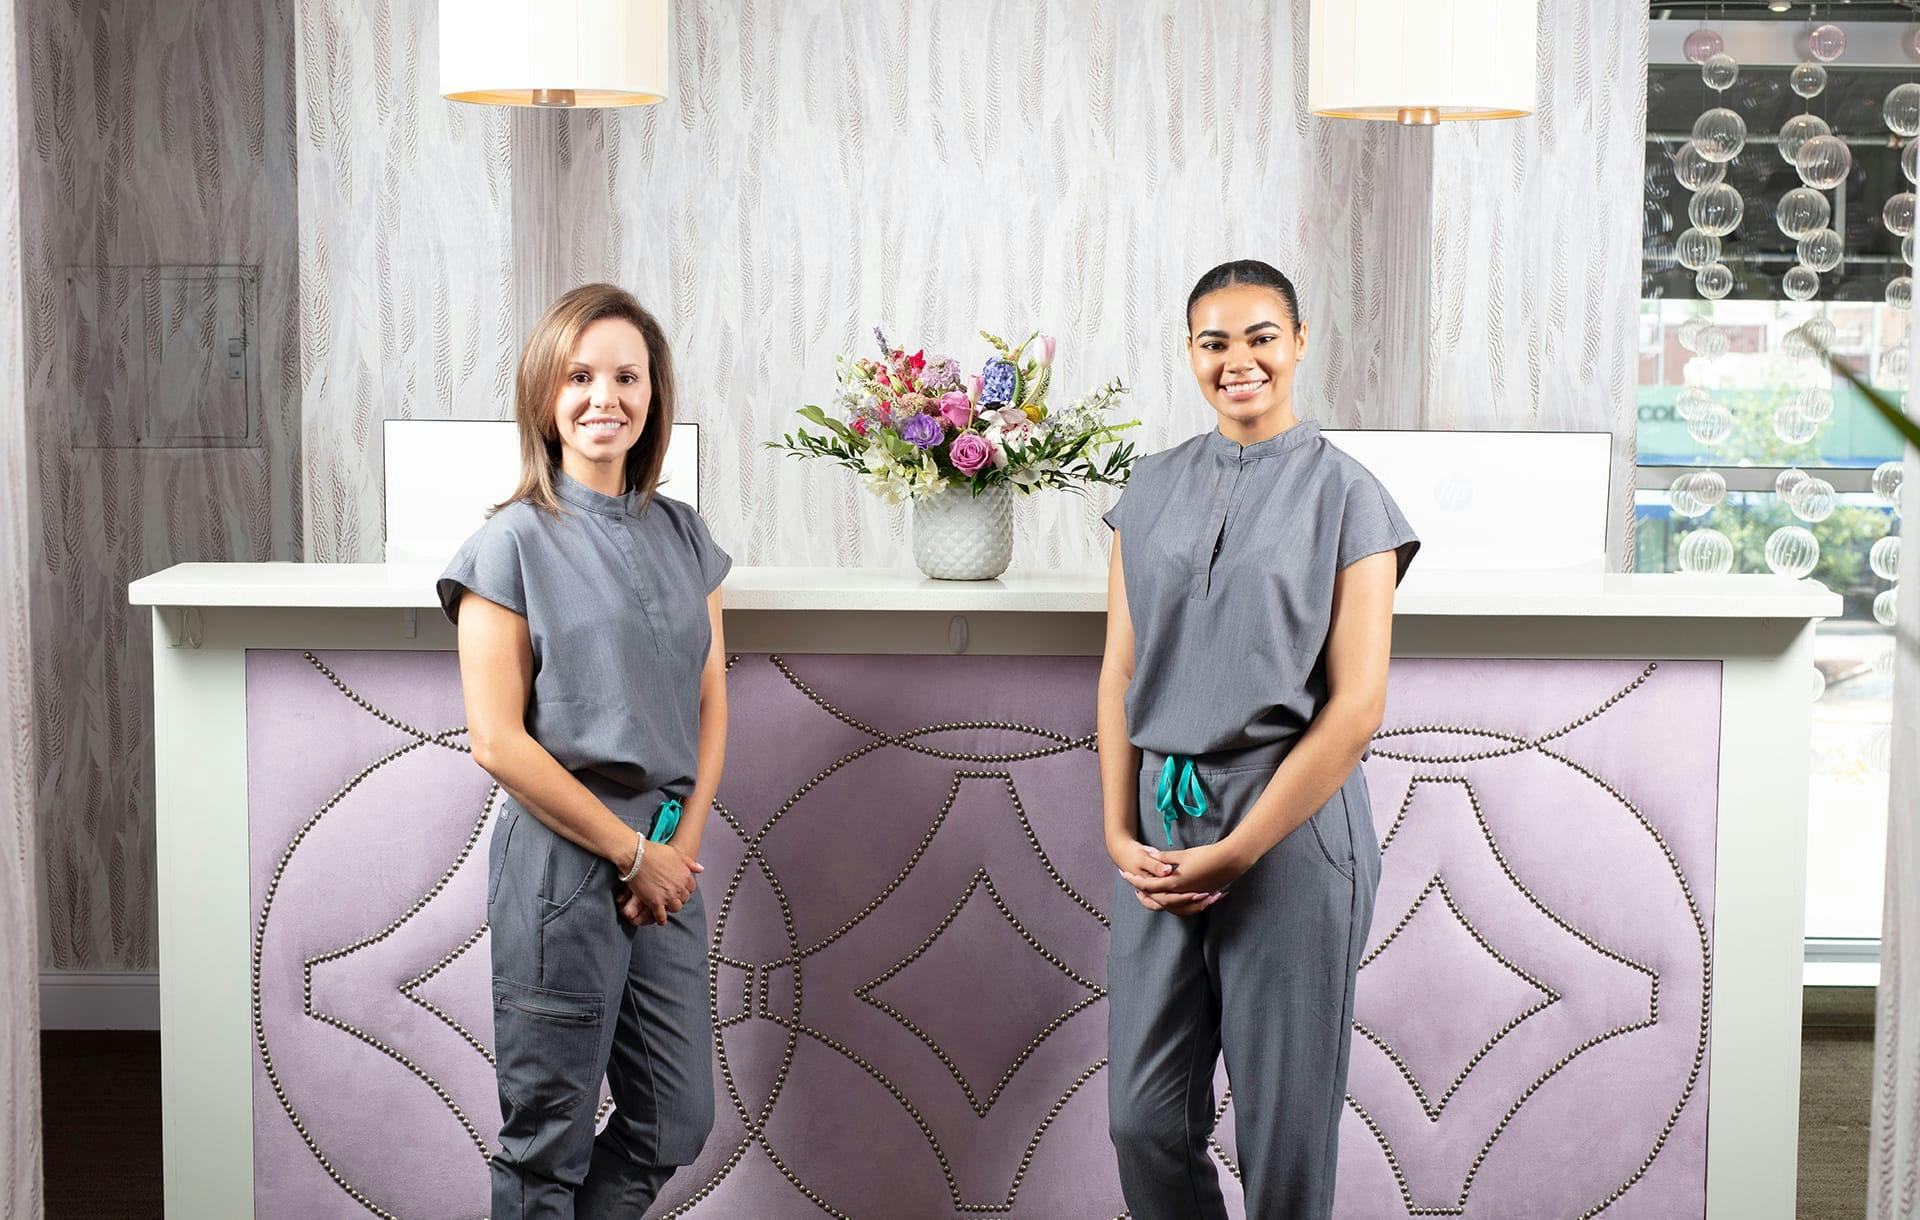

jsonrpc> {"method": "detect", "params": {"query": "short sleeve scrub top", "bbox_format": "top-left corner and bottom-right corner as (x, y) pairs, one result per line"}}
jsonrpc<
(1101, 419), (1419, 1220)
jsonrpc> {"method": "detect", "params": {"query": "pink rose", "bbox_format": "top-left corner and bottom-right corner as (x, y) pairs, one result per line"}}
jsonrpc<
(949, 431), (993, 476)
(938, 392), (974, 431)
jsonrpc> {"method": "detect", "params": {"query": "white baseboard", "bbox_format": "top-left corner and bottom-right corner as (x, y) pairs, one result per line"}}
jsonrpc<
(39, 969), (160, 1030)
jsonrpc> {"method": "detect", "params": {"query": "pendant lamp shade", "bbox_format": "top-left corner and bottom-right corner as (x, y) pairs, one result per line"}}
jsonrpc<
(1309, 0), (1537, 125)
(441, 0), (670, 108)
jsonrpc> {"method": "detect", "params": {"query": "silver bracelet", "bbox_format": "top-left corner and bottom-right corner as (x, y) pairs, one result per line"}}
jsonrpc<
(617, 831), (644, 882)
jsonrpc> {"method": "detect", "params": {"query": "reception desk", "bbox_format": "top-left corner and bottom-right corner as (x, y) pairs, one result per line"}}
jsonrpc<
(130, 564), (1839, 1219)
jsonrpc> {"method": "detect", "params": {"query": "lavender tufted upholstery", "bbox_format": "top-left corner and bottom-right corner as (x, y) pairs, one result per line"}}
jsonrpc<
(246, 650), (1717, 1218)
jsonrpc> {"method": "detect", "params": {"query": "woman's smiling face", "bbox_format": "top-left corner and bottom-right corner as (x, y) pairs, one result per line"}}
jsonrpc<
(1186, 282), (1308, 431)
(554, 316), (652, 479)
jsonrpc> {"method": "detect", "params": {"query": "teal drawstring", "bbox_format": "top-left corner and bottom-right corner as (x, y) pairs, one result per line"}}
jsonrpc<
(649, 798), (683, 844)
(1156, 756), (1208, 847)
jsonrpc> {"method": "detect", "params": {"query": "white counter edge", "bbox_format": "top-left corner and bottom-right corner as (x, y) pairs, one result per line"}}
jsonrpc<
(127, 562), (1846, 619)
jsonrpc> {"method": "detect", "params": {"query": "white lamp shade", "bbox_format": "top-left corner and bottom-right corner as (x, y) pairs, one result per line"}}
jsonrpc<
(1309, 0), (1537, 123)
(441, 0), (670, 107)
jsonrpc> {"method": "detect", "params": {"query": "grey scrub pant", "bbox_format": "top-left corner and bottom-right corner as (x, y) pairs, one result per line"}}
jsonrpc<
(486, 776), (715, 1219)
(1107, 741), (1381, 1220)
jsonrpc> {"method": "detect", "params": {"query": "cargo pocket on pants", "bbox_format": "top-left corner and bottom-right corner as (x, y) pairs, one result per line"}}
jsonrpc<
(492, 977), (604, 1116)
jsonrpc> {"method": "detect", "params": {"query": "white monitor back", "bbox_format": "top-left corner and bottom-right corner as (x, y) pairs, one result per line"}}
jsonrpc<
(1322, 429), (1612, 574)
(383, 420), (701, 564)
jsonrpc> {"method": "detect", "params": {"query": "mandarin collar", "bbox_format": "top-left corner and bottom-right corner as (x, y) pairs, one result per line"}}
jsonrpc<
(554, 468), (643, 518)
(1208, 418), (1320, 462)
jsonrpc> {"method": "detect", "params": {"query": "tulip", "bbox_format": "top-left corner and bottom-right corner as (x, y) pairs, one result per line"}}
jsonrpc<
(1037, 335), (1057, 367)
(968, 374), (985, 403)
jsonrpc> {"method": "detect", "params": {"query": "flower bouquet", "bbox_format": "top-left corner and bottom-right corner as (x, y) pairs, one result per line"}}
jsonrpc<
(770, 327), (1138, 579)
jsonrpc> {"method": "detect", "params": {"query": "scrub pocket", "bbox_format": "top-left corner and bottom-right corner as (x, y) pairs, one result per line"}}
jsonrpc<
(491, 976), (605, 1116)
(1305, 786), (1357, 879)
(486, 803), (520, 908)
(537, 824), (606, 926)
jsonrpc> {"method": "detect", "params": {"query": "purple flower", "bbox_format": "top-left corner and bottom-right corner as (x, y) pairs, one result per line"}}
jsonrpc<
(949, 431), (993, 475)
(938, 391), (974, 431)
(899, 412), (943, 449)
(981, 358), (1017, 406)
(874, 326), (891, 358)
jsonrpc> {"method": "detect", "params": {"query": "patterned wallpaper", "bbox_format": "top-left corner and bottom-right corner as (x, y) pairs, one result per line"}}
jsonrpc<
(1, 0), (46, 1202)
(21, 0), (1648, 986)
(20, 0), (300, 971)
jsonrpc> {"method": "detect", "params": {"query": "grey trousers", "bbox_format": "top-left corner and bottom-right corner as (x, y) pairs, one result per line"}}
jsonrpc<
(1107, 742), (1380, 1220)
(486, 783), (715, 1220)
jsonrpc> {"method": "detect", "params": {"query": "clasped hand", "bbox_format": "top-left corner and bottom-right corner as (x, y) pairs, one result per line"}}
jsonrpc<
(1111, 838), (1248, 917)
(618, 840), (702, 926)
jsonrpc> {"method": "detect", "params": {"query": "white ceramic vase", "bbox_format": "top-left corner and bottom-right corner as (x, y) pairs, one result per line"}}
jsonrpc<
(910, 481), (1014, 580)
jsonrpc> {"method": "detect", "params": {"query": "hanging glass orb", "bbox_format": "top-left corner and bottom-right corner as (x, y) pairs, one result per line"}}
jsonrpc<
(1866, 726), (1894, 773)
(1885, 193), (1917, 238)
(1779, 113), (1832, 165)
(1782, 265), (1821, 302)
(1690, 184), (1744, 237)
(1808, 23), (1847, 63)
(1775, 187), (1832, 239)
(1810, 665), (1827, 700)
(1692, 108), (1748, 163)
(1675, 386), (1713, 421)
(1684, 27), (1724, 63)
(1876, 647), (1897, 682)
(1780, 327), (1815, 360)
(1702, 52), (1740, 92)
(1790, 476), (1837, 522)
(1887, 83), (1920, 139)
(1695, 262), (1734, 300)
(1795, 386), (1835, 422)
(1689, 468), (1727, 510)
(1874, 459), (1906, 506)
(1675, 228), (1721, 271)
(1678, 528), (1734, 575)
(1672, 140), (1728, 191)
(1912, 28), (1920, 57)
(1872, 535), (1903, 583)
(1670, 473), (1712, 517)
(1777, 466), (1811, 500)
(1887, 346), (1913, 386)
(1792, 61), (1828, 99)
(1677, 316), (1709, 353)
(1875, 587), (1899, 626)
(1891, 276), (1915, 311)
(1795, 135), (1852, 189)
(1797, 228), (1843, 273)
(1695, 325), (1731, 360)
(1773, 402), (1820, 444)
(1688, 402), (1734, 446)
(1803, 316), (1836, 347)
(1905, 235), (1915, 267)
(1766, 526), (1821, 578)
(1905, 139), (1919, 187)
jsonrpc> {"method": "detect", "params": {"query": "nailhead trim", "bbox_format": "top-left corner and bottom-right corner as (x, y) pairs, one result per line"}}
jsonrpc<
(1369, 662), (1659, 769)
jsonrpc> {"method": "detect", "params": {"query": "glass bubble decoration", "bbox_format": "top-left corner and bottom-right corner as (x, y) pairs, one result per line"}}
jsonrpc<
(1803, 316), (1836, 348)
(1777, 466), (1810, 499)
(1677, 316), (1709, 353)
(1906, 139), (1919, 186)
(1792, 61), (1828, 99)
(1872, 535), (1903, 583)
(1794, 386), (1835, 422)
(1874, 459), (1906, 506)
(1688, 402), (1734, 446)
(1776, 187), (1832, 239)
(1688, 468), (1727, 509)
(1690, 184), (1744, 237)
(1795, 135), (1852, 189)
(1913, 27), (1920, 57)
(1810, 666), (1827, 701)
(1772, 402), (1819, 444)
(1866, 727), (1894, 773)
(1797, 228), (1843, 273)
(1673, 140), (1728, 191)
(1702, 52), (1740, 92)
(1684, 27), (1723, 63)
(1693, 108), (1748, 163)
(1780, 327), (1815, 360)
(1892, 276), (1914, 311)
(1887, 345), (1913, 385)
(1885, 193), (1917, 238)
(1766, 526), (1820, 579)
(1876, 588), (1898, 626)
(1676, 228), (1721, 271)
(1905, 235), (1915, 267)
(1678, 528), (1734, 575)
(1782, 265), (1820, 302)
(1675, 386), (1713, 420)
(1887, 83), (1920, 139)
(1876, 647), (1897, 682)
(1696, 325), (1730, 360)
(1808, 23), (1847, 63)
(1695, 262), (1734, 300)
(1778, 113), (1831, 165)
(1790, 476), (1837, 523)
(1670, 473), (1711, 517)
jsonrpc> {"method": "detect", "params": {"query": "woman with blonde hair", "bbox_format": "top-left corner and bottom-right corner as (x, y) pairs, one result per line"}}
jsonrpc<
(438, 282), (728, 1216)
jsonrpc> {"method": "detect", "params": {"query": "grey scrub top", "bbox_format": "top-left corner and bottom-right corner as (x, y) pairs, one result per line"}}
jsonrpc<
(1103, 420), (1419, 758)
(437, 468), (732, 796)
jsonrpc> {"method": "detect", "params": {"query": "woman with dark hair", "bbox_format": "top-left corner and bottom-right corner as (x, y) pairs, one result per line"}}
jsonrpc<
(1099, 260), (1419, 1219)
(438, 283), (727, 1217)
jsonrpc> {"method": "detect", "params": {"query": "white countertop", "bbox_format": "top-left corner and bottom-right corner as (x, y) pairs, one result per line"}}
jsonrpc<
(127, 562), (1845, 619)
